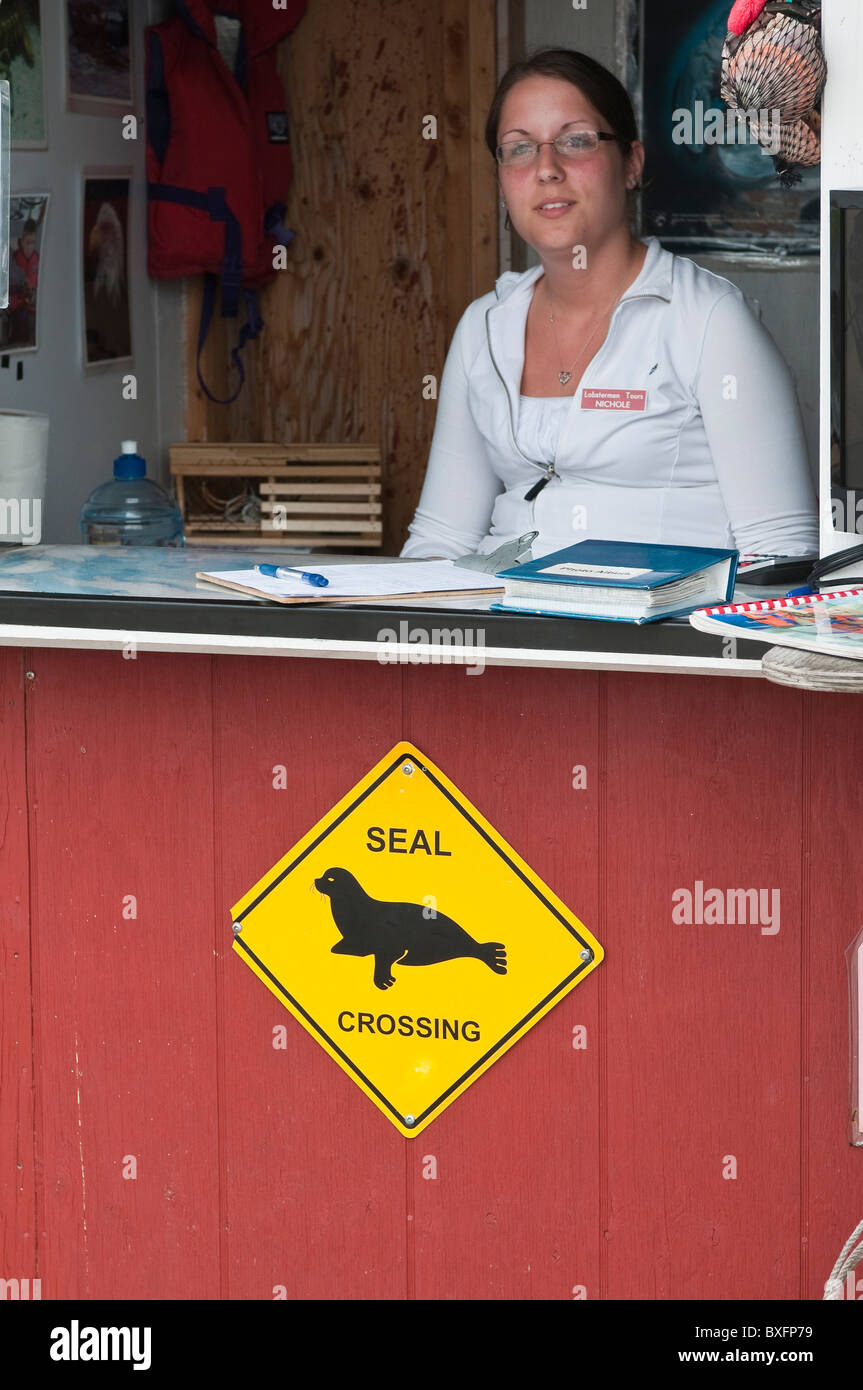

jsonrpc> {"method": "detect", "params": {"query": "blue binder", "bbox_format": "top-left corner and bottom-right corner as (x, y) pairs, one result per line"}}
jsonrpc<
(490, 538), (739, 623)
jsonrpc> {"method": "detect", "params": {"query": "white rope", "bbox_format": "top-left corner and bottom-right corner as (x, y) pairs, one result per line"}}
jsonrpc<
(823, 1218), (863, 1300)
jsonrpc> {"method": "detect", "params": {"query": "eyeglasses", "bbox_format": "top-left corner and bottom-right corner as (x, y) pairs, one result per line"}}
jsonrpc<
(496, 131), (619, 167)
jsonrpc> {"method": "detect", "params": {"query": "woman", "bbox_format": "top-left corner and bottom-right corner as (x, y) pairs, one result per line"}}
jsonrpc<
(400, 48), (819, 563)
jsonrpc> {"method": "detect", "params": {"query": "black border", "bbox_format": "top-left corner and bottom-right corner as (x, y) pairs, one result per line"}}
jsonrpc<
(234, 749), (595, 1130)
(831, 190), (863, 493)
(0, 588), (775, 660)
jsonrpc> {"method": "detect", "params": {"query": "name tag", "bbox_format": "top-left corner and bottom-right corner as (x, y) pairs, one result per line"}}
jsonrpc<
(581, 389), (647, 411)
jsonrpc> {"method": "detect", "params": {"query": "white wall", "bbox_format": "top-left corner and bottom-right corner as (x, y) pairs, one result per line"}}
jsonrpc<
(0, 0), (184, 543)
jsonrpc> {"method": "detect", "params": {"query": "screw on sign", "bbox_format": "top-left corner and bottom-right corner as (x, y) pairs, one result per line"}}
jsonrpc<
(230, 741), (603, 1137)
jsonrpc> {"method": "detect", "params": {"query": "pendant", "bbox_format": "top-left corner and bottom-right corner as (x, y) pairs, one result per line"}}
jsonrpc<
(558, 370), (571, 385)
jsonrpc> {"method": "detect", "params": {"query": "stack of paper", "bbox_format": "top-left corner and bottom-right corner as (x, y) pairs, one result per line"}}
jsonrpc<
(195, 561), (506, 605)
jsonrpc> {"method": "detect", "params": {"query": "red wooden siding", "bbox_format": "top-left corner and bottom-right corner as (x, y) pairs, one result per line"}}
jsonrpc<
(0, 648), (860, 1299)
(22, 652), (221, 1299)
(0, 649), (34, 1283)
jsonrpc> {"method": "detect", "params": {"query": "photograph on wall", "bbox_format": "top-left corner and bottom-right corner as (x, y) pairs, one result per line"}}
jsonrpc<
(0, 193), (49, 353)
(4, 0), (47, 149)
(637, 0), (820, 254)
(82, 173), (132, 369)
(65, 0), (132, 116)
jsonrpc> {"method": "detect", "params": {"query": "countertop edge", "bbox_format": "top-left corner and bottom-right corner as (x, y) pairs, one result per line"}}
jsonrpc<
(0, 621), (767, 676)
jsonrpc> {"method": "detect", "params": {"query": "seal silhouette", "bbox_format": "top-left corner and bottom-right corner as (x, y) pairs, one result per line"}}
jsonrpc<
(314, 866), (507, 990)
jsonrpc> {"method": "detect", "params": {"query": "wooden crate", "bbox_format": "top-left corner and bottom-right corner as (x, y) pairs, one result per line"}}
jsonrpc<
(169, 443), (383, 549)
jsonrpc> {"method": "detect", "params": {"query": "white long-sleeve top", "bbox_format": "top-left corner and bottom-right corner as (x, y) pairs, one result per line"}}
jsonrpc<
(400, 236), (819, 561)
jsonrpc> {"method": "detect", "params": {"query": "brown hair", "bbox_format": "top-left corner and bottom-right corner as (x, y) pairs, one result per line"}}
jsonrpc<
(485, 47), (639, 162)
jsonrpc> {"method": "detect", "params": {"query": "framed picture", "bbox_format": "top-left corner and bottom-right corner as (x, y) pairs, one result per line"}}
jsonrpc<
(636, 0), (820, 255)
(4, 0), (48, 150)
(65, 0), (133, 117)
(0, 192), (49, 353)
(828, 192), (863, 491)
(82, 171), (132, 370)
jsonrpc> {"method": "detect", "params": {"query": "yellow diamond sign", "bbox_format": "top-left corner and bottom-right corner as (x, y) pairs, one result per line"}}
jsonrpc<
(231, 741), (603, 1137)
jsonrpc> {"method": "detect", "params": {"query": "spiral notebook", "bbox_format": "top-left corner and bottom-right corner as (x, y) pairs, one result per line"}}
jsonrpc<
(689, 587), (863, 659)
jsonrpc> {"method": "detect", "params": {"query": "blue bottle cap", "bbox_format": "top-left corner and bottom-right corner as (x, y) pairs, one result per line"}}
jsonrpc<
(114, 440), (145, 480)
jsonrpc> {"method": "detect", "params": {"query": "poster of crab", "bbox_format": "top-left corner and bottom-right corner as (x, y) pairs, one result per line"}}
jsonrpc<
(637, 0), (822, 254)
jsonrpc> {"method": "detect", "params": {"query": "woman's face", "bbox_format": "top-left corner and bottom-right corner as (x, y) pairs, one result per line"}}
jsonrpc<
(496, 75), (643, 255)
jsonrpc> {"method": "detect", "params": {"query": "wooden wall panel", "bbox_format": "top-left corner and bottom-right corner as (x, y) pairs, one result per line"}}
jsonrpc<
(602, 674), (805, 1299)
(403, 665), (603, 1299)
(212, 655), (407, 1299)
(804, 695), (863, 1301)
(445, 0), (499, 322)
(6, 649), (863, 1300)
(184, 0), (499, 555)
(0, 649), (34, 1285)
(24, 651), (220, 1299)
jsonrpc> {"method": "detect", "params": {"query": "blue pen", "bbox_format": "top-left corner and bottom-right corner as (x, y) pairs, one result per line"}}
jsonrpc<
(255, 563), (329, 588)
(785, 585), (814, 598)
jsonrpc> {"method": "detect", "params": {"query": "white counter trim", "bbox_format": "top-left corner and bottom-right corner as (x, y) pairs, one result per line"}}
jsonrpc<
(0, 622), (765, 677)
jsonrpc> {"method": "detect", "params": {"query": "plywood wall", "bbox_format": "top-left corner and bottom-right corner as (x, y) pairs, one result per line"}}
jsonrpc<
(184, 0), (500, 555)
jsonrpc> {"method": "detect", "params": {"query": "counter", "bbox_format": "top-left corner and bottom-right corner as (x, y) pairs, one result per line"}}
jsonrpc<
(3, 542), (860, 1302)
(0, 545), (777, 674)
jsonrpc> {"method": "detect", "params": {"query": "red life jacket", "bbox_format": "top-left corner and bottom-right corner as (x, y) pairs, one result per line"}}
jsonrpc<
(145, 0), (306, 401)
